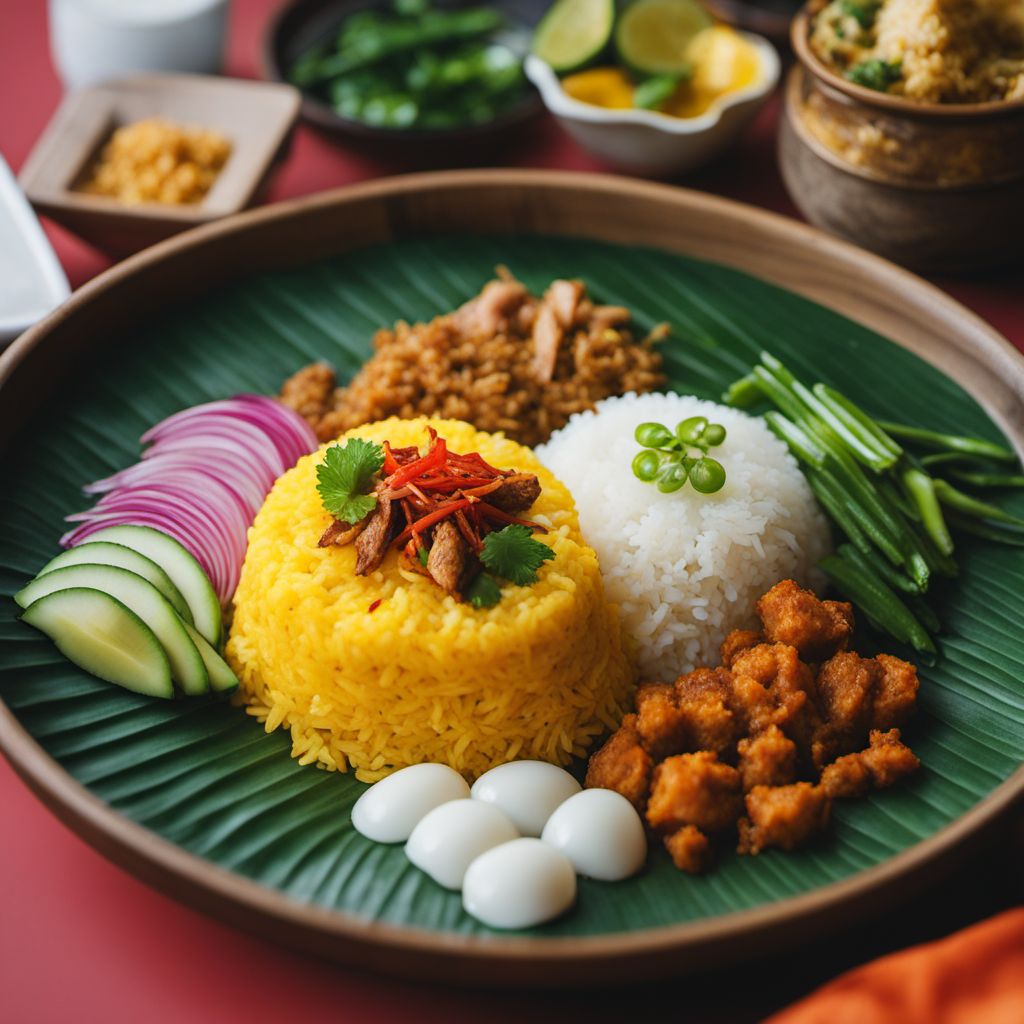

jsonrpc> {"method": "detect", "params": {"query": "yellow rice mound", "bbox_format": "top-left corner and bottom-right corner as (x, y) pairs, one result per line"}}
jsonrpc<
(226, 416), (634, 782)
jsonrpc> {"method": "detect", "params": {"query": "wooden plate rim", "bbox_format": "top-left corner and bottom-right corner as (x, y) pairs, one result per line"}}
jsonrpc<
(1, 169), (1023, 984)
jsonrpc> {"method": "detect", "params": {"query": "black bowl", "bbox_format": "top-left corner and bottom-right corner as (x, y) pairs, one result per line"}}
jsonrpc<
(262, 0), (547, 154)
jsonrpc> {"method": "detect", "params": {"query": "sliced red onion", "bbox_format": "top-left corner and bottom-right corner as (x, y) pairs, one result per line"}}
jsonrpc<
(65, 396), (318, 604)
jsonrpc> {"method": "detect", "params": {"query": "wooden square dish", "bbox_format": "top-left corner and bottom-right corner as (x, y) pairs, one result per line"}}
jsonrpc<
(19, 73), (300, 255)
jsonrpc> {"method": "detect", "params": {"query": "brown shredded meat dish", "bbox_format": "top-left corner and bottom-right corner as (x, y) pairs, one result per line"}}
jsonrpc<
(586, 579), (921, 872)
(278, 270), (666, 447)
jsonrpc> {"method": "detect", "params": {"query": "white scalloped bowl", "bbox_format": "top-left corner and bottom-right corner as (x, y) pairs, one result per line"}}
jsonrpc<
(525, 33), (780, 176)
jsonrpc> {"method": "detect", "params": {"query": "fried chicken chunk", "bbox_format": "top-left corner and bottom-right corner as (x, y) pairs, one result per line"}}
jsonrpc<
(737, 725), (798, 791)
(635, 670), (738, 760)
(674, 668), (740, 758)
(721, 629), (763, 669)
(860, 728), (920, 787)
(585, 714), (654, 812)
(872, 654), (919, 730)
(757, 579), (853, 662)
(820, 728), (919, 797)
(819, 753), (872, 799)
(737, 783), (831, 856)
(730, 643), (821, 753)
(645, 752), (743, 835)
(635, 683), (690, 761)
(811, 651), (881, 767)
(664, 825), (712, 874)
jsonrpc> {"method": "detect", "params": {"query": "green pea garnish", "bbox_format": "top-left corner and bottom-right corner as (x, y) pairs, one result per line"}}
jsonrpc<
(690, 456), (726, 494)
(630, 413), (728, 496)
(635, 422), (675, 449)
(632, 449), (662, 482)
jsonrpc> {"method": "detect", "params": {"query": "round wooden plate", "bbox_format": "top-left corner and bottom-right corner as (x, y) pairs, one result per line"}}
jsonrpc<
(1, 171), (1022, 986)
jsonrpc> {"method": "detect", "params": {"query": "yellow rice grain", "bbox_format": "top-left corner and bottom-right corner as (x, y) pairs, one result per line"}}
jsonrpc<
(227, 416), (634, 783)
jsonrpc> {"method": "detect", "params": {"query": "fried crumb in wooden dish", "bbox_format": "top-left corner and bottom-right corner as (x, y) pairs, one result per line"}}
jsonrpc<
(585, 578), (921, 873)
(78, 118), (231, 206)
(278, 269), (666, 448)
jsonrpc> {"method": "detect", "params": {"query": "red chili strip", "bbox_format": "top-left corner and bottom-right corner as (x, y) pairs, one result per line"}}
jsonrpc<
(454, 508), (483, 552)
(393, 497), (473, 547)
(368, 599), (382, 613)
(387, 437), (447, 489)
(447, 451), (503, 475)
(475, 501), (548, 532)
(416, 475), (497, 492)
(460, 478), (506, 499)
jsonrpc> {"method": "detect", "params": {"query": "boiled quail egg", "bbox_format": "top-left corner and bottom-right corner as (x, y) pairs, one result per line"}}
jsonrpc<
(470, 760), (581, 836)
(462, 838), (577, 929)
(351, 763), (470, 843)
(405, 799), (519, 890)
(541, 788), (647, 880)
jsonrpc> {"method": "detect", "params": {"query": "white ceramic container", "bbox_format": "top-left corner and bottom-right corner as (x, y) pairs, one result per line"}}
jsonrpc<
(48, 0), (229, 90)
(0, 156), (69, 346)
(525, 33), (780, 177)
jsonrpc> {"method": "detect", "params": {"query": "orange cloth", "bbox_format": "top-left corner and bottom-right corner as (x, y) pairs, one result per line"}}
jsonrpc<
(767, 909), (1024, 1024)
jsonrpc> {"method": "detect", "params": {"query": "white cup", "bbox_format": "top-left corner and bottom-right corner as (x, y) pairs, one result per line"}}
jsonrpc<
(48, 0), (230, 91)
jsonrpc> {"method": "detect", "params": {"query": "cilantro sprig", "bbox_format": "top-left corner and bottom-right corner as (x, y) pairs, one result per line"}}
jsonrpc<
(466, 572), (502, 609)
(479, 524), (554, 587)
(316, 438), (385, 524)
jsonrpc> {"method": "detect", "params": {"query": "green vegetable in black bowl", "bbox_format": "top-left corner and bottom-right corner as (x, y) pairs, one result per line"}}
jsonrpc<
(287, 0), (532, 131)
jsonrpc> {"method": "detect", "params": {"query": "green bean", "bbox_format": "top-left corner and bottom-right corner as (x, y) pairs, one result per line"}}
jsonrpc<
(901, 467), (954, 556)
(909, 597), (941, 635)
(819, 552), (936, 654)
(945, 511), (1024, 546)
(920, 451), (1007, 470)
(933, 479), (1024, 527)
(841, 541), (921, 595)
(752, 366), (807, 424)
(803, 469), (873, 556)
(915, 528), (957, 580)
(792, 412), (915, 564)
(318, 8), (504, 80)
(757, 353), (890, 471)
(876, 421), (1017, 464)
(947, 469), (1024, 489)
(812, 384), (902, 466)
(808, 466), (903, 566)
(761, 368), (879, 476)
(722, 373), (762, 409)
(877, 475), (918, 521)
(764, 412), (827, 469)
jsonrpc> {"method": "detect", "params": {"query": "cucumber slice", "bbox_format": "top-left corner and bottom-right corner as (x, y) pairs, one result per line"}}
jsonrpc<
(183, 621), (238, 693)
(21, 588), (173, 699)
(615, 0), (712, 76)
(38, 542), (193, 625)
(533, 0), (615, 73)
(15, 564), (209, 695)
(74, 525), (222, 648)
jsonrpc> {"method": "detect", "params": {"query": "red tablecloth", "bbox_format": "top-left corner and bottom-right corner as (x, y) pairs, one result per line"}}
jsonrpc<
(2, 3), (1022, 1023)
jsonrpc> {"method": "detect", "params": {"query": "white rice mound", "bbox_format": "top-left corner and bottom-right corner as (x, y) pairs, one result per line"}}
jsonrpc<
(536, 393), (832, 681)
